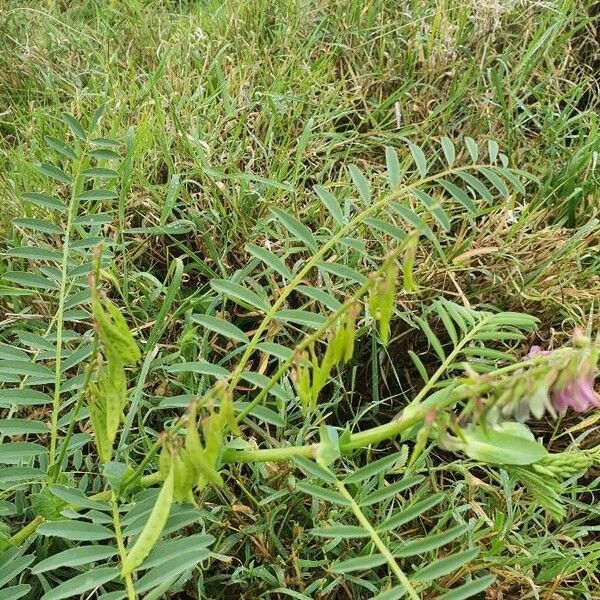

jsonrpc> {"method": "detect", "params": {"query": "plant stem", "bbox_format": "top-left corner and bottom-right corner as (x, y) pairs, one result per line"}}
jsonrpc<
(7, 516), (44, 547)
(111, 493), (137, 600)
(405, 315), (491, 411)
(235, 245), (405, 423)
(50, 247), (103, 482)
(223, 443), (317, 463)
(50, 334), (99, 482)
(223, 389), (458, 464)
(49, 157), (84, 467)
(335, 480), (420, 600)
(226, 164), (487, 397)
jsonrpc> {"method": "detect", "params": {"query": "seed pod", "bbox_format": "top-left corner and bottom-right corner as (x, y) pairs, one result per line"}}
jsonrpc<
(195, 456), (224, 491)
(85, 356), (127, 465)
(313, 338), (336, 403)
(194, 452), (224, 491)
(173, 451), (195, 503)
(408, 424), (429, 468)
(292, 352), (312, 410)
(105, 300), (140, 361)
(217, 388), (239, 436)
(92, 294), (141, 366)
(378, 259), (398, 345)
(203, 411), (224, 466)
(101, 362), (126, 450)
(121, 466), (174, 577)
(185, 413), (224, 489)
(332, 322), (346, 365)
(87, 383), (111, 463)
(158, 443), (172, 481)
(343, 305), (358, 363)
(87, 286), (139, 466)
(368, 276), (381, 320)
(185, 414), (202, 481)
(310, 349), (323, 405)
(402, 232), (419, 292)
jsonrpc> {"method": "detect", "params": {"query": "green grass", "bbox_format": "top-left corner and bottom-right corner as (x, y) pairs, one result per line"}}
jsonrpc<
(0, 1), (599, 599)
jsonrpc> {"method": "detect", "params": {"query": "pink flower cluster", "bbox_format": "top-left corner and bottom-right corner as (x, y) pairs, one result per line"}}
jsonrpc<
(551, 376), (600, 413)
(526, 345), (600, 414)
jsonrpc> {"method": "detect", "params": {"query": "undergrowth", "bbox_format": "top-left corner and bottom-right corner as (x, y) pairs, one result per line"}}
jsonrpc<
(0, 1), (599, 599)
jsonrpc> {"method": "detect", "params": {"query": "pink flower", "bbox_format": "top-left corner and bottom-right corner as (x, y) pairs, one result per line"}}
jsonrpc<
(522, 342), (600, 415)
(551, 376), (600, 414)
(525, 345), (552, 360)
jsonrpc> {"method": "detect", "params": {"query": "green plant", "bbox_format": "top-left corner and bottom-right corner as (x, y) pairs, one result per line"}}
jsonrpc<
(0, 110), (597, 600)
(1, 2), (600, 598)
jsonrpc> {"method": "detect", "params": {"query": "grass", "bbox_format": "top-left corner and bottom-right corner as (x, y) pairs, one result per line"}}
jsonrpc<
(0, 0), (599, 599)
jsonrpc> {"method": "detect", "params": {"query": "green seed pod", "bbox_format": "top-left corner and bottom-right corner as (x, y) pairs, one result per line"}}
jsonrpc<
(100, 365), (126, 450)
(85, 356), (127, 465)
(104, 300), (140, 361)
(203, 411), (224, 467)
(292, 352), (312, 410)
(185, 415), (203, 481)
(194, 452), (224, 491)
(185, 413), (224, 489)
(408, 424), (429, 468)
(87, 383), (111, 463)
(92, 294), (141, 366)
(217, 388), (239, 436)
(378, 259), (398, 345)
(121, 466), (174, 577)
(158, 443), (172, 481)
(87, 287), (139, 466)
(343, 305), (358, 363)
(402, 232), (419, 293)
(332, 322), (347, 365)
(312, 338), (336, 404)
(368, 278), (381, 320)
(323, 335), (337, 375)
(196, 457), (224, 491)
(173, 450), (195, 503)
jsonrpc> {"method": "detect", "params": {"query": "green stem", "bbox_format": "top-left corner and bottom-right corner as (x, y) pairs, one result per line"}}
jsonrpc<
(405, 314), (491, 411)
(49, 158), (84, 467)
(50, 334), (99, 483)
(335, 480), (420, 600)
(224, 389), (457, 465)
(50, 247), (103, 482)
(235, 245), (405, 424)
(111, 493), (137, 600)
(120, 434), (170, 493)
(342, 409), (430, 451)
(7, 516), (44, 547)
(226, 164), (485, 396)
(223, 443), (317, 464)
(125, 342), (464, 489)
